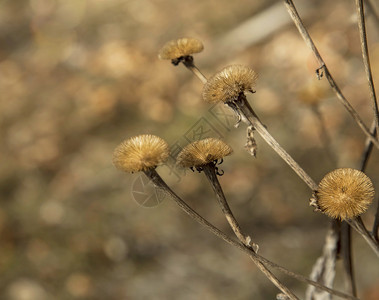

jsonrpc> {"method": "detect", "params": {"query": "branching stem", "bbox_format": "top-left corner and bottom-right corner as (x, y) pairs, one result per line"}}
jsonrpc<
(355, 0), (379, 138)
(283, 0), (379, 149)
(143, 169), (358, 300)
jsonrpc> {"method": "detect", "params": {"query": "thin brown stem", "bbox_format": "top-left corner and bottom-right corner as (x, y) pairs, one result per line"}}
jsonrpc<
(237, 96), (319, 191)
(355, 0), (379, 138)
(347, 217), (379, 257)
(340, 222), (357, 297)
(283, 0), (379, 149)
(144, 168), (298, 299)
(373, 199), (379, 242)
(360, 120), (377, 172)
(357, 120), (379, 242)
(182, 56), (208, 84)
(144, 169), (358, 300)
(202, 164), (254, 247)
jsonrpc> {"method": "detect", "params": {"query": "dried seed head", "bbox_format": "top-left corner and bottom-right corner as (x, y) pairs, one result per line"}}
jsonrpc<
(176, 138), (233, 168)
(316, 168), (375, 220)
(158, 38), (204, 60)
(113, 134), (169, 173)
(202, 65), (258, 103)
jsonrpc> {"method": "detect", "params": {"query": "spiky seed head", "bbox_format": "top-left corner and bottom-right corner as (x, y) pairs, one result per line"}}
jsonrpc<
(176, 138), (233, 168)
(158, 38), (204, 60)
(113, 134), (169, 173)
(316, 168), (375, 220)
(202, 65), (258, 104)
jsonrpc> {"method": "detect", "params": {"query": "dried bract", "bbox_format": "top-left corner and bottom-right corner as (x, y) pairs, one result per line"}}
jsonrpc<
(158, 38), (204, 60)
(202, 65), (258, 103)
(113, 134), (169, 173)
(316, 168), (375, 220)
(176, 138), (233, 168)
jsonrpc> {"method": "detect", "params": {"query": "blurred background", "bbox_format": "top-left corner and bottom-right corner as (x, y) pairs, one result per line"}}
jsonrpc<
(1, 0), (379, 299)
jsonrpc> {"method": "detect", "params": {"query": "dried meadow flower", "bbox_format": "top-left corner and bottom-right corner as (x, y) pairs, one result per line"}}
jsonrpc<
(176, 138), (232, 168)
(202, 65), (258, 104)
(113, 134), (169, 173)
(158, 37), (204, 60)
(316, 168), (375, 220)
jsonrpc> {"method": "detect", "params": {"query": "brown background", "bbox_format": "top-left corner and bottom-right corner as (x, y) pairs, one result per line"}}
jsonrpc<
(1, 0), (379, 299)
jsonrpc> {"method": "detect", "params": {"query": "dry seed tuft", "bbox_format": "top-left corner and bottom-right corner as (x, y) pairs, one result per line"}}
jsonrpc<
(316, 168), (375, 220)
(176, 138), (232, 168)
(113, 134), (169, 173)
(202, 65), (258, 104)
(158, 38), (204, 60)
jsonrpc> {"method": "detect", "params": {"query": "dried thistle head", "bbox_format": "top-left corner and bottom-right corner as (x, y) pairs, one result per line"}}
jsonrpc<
(113, 134), (169, 173)
(316, 168), (375, 220)
(176, 138), (233, 168)
(158, 37), (204, 60)
(202, 65), (258, 104)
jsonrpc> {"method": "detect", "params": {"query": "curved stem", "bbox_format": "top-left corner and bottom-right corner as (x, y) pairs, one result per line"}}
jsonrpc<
(182, 56), (208, 84)
(283, 0), (379, 149)
(202, 164), (253, 247)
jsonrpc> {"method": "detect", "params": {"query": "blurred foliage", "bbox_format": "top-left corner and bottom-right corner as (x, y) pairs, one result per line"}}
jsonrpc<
(0, 0), (378, 299)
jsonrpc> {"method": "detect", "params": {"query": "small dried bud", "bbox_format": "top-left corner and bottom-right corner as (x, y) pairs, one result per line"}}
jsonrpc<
(202, 65), (258, 104)
(176, 138), (233, 168)
(113, 134), (169, 173)
(158, 38), (204, 60)
(316, 168), (375, 220)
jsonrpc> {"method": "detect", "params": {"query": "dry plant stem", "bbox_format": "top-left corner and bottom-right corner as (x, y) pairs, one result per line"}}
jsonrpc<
(373, 200), (379, 242)
(143, 169), (299, 300)
(182, 57), (208, 84)
(340, 223), (357, 297)
(202, 164), (251, 246)
(237, 96), (319, 191)
(144, 169), (358, 300)
(358, 120), (378, 240)
(283, 0), (379, 149)
(360, 120), (377, 172)
(355, 0), (379, 137)
(347, 217), (379, 257)
(147, 180), (357, 299)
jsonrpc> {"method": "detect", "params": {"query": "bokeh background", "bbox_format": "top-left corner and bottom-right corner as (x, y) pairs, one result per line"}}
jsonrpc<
(1, 0), (379, 299)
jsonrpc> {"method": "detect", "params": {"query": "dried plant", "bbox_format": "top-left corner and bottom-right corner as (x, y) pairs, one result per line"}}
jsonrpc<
(113, 1), (379, 299)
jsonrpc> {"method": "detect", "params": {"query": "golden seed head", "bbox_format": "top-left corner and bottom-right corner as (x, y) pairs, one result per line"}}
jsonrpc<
(113, 134), (169, 173)
(158, 37), (204, 60)
(202, 65), (258, 103)
(176, 138), (233, 168)
(316, 168), (375, 220)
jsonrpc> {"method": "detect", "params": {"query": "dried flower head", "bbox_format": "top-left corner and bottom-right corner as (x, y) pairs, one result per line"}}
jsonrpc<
(316, 168), (375, 220)
(113, 134), (169, 173)
(202, 65), (258, 104)
(176, 138), (233, 168)
(158, 38), (204, 60)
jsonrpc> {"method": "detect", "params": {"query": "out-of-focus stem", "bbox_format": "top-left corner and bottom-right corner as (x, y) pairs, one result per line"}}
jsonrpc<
(283, 0), (379, 149)
(355, 0), (379, 138)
